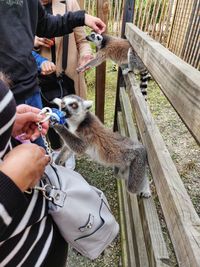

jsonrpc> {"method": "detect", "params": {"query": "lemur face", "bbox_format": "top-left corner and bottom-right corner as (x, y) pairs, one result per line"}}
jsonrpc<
(86, 32), (103, 48)
(55, 95), (93, 122)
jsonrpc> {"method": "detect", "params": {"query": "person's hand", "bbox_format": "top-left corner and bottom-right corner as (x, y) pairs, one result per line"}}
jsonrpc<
(85, 14), (106, 34)
(34, 36), (54, 48)
(40, 0), (51, 5)
(0, 144), (50, 191)
(12, 104), (49, 141)
(78, 54), (94, 71)
(41, 61), (56, 75)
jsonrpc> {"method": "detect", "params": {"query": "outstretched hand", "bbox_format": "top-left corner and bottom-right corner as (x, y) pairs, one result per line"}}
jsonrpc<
(85, 14), (106, 34)
(12, 104), (49, 141)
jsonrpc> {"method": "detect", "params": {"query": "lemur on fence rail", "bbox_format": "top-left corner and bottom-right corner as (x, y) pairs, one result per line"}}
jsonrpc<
(52, 95), (151, 197)
(77, 32), (151, 99)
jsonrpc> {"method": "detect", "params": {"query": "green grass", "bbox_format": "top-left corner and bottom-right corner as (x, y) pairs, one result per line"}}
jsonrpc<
(85, 61), (118, 128)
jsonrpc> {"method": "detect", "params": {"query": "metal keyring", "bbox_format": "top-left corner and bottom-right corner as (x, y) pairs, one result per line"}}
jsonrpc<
(39, 107), (53, 123)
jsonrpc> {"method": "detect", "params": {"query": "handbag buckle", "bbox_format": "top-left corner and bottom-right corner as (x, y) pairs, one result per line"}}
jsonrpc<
(34, 184), (54, 201)
(37, 184), (67, 207)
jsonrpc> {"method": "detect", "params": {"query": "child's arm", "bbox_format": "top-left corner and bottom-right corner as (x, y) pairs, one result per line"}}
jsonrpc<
(32, 51), (56, 75)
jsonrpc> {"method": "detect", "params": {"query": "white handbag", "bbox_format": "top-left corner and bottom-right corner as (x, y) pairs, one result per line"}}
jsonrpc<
(39, 164), (119, 260)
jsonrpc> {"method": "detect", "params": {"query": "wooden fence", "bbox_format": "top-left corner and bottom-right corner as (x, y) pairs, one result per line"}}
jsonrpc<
(134, 0), (200, 70)
(80, 0), (199, 69)
(116, 22), (200, 267)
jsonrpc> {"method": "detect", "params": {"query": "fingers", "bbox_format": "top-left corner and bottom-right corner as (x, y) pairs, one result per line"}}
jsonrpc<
(41, 61), (56, 75)
(85, 14), (106, 34)
(35, 37), (54, 48)
(17, 112), (43, 125)
(94, 19), (106, 34)
(17, 104), (41, 115)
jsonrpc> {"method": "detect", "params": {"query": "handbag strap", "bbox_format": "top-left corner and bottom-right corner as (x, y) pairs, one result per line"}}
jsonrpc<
(47, 1), (69, 72)
(60, 0), (69, 72)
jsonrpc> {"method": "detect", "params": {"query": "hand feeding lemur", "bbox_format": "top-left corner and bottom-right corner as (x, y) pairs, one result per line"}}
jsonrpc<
(52, 95), (151, 197)
(77, 32), (151, 99)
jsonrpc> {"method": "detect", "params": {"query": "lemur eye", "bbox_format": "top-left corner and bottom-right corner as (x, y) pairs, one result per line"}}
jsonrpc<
(91, 33), (95, 38)
(97, 36), (101, 41)
(69, 102), (78, 109)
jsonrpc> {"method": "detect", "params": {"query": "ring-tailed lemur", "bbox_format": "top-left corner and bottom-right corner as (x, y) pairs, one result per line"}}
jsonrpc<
(52, 95), (151, 197)
(77, 32), (151, 99)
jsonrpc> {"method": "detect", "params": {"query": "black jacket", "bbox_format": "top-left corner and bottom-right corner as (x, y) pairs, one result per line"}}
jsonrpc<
(0, 0), (85, 102)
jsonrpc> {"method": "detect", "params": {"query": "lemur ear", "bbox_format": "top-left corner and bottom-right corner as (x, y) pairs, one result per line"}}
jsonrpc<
(83, 100), (93, 110)
(52, 98), (62, 110)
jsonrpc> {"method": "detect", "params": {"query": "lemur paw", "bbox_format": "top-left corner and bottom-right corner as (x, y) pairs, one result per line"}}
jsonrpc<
(53, 123), (63, 130)
(122, 68), (130, 75)
(138, 189), (151, 198)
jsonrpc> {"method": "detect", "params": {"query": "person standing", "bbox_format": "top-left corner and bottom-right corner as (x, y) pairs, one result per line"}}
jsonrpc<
(35, 0), (93, 99)
(0, 0), (105, 106)
(0, 0), (105, 147)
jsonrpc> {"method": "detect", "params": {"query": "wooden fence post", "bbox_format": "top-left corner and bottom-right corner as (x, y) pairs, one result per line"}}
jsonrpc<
(95, 0), (109, 123)
(113, 0), (135, 131)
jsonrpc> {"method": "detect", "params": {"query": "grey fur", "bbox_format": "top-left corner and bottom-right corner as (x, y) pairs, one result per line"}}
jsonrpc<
(77, 32), (151, 98)
(53, 95), (151, 197)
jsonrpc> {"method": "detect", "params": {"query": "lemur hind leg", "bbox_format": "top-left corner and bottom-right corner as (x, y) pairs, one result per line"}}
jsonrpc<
(121, 64), (130, 75)
(136, 174), (151, 198)
(127, 145), (151, 198)
(121, 48), (134, 75)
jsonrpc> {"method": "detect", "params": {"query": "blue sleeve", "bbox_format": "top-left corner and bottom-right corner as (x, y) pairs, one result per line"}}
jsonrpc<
(32, 51), (48, 73)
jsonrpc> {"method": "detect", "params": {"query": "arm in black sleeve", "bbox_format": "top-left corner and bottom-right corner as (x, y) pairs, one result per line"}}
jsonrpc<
(36, 2), (85, 38)
(0, 171), (28, 239)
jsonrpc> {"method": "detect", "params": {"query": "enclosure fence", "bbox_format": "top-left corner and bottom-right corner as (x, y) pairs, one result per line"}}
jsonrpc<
(79, 0), (199, 70)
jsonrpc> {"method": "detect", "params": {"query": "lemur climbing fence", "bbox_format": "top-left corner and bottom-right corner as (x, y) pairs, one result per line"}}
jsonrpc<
(80, 0), (199, 69)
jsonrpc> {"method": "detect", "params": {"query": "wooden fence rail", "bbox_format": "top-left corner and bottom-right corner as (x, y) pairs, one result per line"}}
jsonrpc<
(125, 23), (200, 144)
(115, 23), (200, 266)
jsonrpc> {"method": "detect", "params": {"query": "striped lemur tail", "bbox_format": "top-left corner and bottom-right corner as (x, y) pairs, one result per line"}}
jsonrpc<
(140, 70), (151, 100)
(128, 47), (151, 100)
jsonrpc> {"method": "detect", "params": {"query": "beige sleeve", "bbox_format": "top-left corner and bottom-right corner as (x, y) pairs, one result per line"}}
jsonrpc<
(69, 0), (93, 58)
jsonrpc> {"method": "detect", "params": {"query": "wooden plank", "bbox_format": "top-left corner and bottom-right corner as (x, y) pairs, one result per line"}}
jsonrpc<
(151, 0), (162, 38)
(120, 88), (138, 141)
(113, 0), (135, 130)
(155, 0), (167, 42)
(121, 0), (135, 38)
(117, 112), (137, 267)
(125, 23), (200, 145)
(138, 199), (170, 267)
(120, 87), (170, 267)
(144, 0), (154, 32)
(159, 0), (173, 45)
(182, 0), (200, 61)
(95, 0), (109, 123)
(124, 72), (200, 267)
(117, 178), (129, 267)
(119, 90), (149, 267)
(140, 0), (151, 31)
(137, 0), (144, 29)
